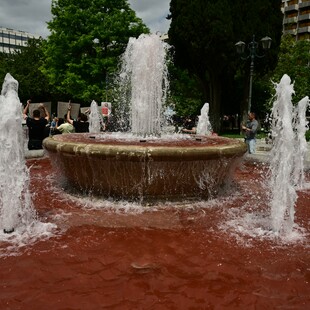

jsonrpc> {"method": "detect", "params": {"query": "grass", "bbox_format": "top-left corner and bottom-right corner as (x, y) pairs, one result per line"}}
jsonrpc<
(221, 130), (310, 141)
(220, 131), (267, 139)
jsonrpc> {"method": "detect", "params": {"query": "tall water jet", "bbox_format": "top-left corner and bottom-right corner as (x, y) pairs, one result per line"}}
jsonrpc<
(0, 73), (35, 233)
(269, 74), (309, 234)
(292, 96), (309, 188)
(118, 33), (169, 136)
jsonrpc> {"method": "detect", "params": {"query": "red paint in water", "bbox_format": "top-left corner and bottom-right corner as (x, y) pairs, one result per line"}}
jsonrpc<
(52, 132), (235, 147)
(0, 156), (309, 309)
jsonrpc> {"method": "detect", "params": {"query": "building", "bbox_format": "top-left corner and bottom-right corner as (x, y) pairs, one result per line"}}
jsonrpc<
(282, 0), (310, 40)
(0, 27), (40, 53)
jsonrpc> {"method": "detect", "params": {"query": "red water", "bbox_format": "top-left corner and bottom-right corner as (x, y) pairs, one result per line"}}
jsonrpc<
(0, 156), (309, 309)
(52, 132), (235, 147)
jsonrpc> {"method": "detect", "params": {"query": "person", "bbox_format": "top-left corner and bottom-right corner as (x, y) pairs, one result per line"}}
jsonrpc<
(181, 116), (197, 134)
(242, 112), (258, 154)
(38, 104), (48, 119)
(67, 101), (89, 133)
(182, 126), (196, 134)
(55, 114), (75, 134)
(23, 100), (50, 150)
(101, 102), (110, 131)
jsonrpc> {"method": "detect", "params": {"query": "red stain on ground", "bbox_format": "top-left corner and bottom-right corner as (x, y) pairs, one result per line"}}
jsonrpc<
(0, 157), (309, 309)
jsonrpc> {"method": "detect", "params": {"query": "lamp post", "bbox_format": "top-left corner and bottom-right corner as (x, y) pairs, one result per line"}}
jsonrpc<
(235, 35), (272, 113)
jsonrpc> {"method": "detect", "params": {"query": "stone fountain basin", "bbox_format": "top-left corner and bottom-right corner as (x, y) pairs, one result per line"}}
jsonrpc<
(43, 133), (247, 201)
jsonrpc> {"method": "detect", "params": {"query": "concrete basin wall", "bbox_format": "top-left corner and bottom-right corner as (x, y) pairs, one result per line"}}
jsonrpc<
(43, 134), (246, 201)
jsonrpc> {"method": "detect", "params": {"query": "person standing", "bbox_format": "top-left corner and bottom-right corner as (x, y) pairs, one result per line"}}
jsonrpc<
(23, 100), (50, 150)
(181, 116), (197, 134)
(242, 112), (258, 154)
(101, 102), (110, 131)
(67, 101), (89, 133)
(55, 114), (75, 134)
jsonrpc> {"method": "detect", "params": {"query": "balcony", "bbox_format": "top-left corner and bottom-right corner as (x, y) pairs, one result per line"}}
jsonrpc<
(299, 1), (310, 9)
(284, 28), (298, 35)
(298, 13), (310, 21)
(283, 16), (298, 24)
(284, 4), (299, 12)
(298, 26), (310, 33)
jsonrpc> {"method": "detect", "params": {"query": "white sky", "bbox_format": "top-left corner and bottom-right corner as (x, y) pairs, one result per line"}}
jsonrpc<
(0, 0), (170, 38)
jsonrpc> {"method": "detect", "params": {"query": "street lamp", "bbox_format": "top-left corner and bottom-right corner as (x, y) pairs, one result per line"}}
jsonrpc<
(235, 35), (272, 113)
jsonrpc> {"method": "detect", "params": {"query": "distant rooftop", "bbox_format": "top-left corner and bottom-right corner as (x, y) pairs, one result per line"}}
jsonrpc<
(0, 27), (41, 53)
(0, 26), (40, 38)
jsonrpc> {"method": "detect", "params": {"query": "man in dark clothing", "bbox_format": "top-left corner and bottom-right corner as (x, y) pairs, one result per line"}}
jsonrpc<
(23, 100), (50, 150)
(67, 102), (89, 133)
(181, 116), (197, 134)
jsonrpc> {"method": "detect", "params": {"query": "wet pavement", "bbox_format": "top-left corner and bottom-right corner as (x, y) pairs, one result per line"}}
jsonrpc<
(246, 139), (310, 168)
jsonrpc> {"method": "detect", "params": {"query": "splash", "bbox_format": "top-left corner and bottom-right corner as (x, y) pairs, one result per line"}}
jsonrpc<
(292, 96), (309, 188)
(118, 34), (169, 136)
(269, 74), (309, 234)
(89, 100), (103, 133)
(0, 73), (35, 233)
(0, 73), (56, 249)
(196, 102), (212, 135)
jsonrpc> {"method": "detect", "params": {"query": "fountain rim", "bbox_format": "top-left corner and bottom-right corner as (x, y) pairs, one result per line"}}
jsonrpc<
(43, 134), (247, 161)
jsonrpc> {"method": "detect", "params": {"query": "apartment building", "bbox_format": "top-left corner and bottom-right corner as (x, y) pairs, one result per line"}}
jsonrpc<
(0, 27), (40, 53)
(282, 0), (310, 40)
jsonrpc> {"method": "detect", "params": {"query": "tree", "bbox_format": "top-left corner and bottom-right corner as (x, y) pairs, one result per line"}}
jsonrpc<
(269, 34), (310, 106)
(168, 65), (204, 118)
(168, 0), (234, 130)
(0, 38), (53, 104)
(41, 0), (149, 103)
(232, 1), (283, 122)
(168, 0), (283, 131)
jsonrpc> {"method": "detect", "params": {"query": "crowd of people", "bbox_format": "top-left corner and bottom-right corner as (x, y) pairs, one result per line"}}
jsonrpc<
(23, 99), (120, 151)
(23, 99), (259, 154)
(23, 100), (107, 150)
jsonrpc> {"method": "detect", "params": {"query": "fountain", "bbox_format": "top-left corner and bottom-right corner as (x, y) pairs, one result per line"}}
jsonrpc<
(118, 33), (169, 136)
(88, 100), (103, 133)
(196, 102), (212, 135)
(0, 73), (56, 241)
(0, 73), (35, 233)
(43, 34), (246, 201)
(0, 62), (309, 308)
(269, 74), (309, 234)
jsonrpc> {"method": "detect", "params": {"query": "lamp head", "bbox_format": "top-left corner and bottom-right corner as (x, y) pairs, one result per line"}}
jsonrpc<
(235, 41), (246, 54)
(261, 36), (272, 50)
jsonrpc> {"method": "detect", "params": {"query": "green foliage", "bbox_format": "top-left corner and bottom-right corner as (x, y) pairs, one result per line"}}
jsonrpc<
(41, 0), (149, 103)
(268, 34), (310, 107)
(168, 0), (283, 128)
(168, 66), (203, 117)
(0, 53), (12, 84)
(0, 38), (53, 103)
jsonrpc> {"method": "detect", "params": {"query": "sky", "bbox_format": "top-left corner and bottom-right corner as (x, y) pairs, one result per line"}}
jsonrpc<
(0, 0), (170, 38)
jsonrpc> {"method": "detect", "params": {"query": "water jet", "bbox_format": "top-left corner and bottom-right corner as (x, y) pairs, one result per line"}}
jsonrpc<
(0, 73), (35, 233)
(0, 68), (309, 308)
